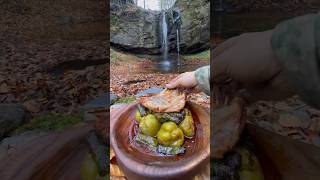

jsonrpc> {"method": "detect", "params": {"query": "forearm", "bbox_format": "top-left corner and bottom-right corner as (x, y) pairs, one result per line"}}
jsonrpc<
(271, 13), (320, 108)
(195, 66), (210, 95)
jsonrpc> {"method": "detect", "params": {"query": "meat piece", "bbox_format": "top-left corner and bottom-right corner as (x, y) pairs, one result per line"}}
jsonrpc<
(212, 97), (246, 159)
(139, 89), (186, 113)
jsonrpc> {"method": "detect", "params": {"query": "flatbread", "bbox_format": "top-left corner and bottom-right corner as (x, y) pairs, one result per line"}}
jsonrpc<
(139, 89), (186, 113)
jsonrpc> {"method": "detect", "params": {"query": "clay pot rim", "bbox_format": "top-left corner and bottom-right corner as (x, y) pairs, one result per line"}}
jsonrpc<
(110, 102), (210, 178)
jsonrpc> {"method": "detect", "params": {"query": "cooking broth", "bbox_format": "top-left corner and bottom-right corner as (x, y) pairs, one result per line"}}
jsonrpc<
(128, 105), (202, 162)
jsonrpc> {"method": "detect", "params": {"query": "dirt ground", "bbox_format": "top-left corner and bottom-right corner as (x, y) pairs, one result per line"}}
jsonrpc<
(0, 0), (108, 114)
(248, 97), (320, 147)
(110, 49), (210, 108)
(0, 37), (108, 114)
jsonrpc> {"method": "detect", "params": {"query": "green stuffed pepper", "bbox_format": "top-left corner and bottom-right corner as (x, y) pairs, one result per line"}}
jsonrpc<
(81, 152), (98, 180)
(135, 110), (142, 122)
(157, 122), (184, 147)
(139, 114), (161, 137)
(179, 109), (195, 137)
(135, 104), (147, 122)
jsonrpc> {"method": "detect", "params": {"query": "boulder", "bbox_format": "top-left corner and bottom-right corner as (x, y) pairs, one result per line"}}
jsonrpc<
(110, 0), (210, 54)
(171, 0), (210, 53)
(110, 3), (161, 54)
(0, 103), (30, 139)
(110, 93), (119, 104)
(135, 87), (163, 97)
(80, 93), (109, 112)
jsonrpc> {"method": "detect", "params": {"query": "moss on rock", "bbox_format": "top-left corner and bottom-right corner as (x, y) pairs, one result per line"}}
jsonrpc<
(114, 96), (136, 104)
(13, 113), (84, 134)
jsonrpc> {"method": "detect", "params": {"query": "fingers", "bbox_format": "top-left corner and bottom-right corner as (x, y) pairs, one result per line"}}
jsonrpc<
(211, 36), (244, 104)
(211, 49), (233, 84)
(211, 36), (241, 84)
(211, 35), (239, 59)
(243, 72), (295, 102)
(184, 85), (202, 94)
(166, 71), (197, 89)
(166, 74), (184, 89)
(213, 81), (240, 105)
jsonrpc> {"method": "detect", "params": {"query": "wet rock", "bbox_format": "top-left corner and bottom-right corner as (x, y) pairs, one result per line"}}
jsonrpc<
(83, 112), (97, 122)
(256, 120), (273, 132)
(272, 122), (284, 134)
(278, 111), (310, 129)
(110, 93), (119, 105)
(23, 99), (41, 113)
(80, 93), (109, 112)
(110, 3), (161, 54)
(0, 103), (30, 139)
(136, 87), (163, 97)
(308, 132), (320, 147)
(278, 113), (304, 128)
(172, 0), (210, 53)
(274, 102), (291, 111)
(308, 118), (320, 131)
(291, 110), (310, 122)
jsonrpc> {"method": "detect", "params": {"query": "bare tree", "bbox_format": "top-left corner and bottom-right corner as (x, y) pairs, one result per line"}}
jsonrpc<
(158, 0), (176, 10)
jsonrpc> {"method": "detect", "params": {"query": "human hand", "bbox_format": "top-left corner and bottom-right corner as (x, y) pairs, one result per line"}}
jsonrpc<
(166, 71), (198, 89)
(213, 30), (295, 103)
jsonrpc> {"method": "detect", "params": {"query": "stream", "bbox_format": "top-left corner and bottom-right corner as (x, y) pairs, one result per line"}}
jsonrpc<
(134, 53), (206, 74)
(153, 62), (204, 74)
(153, 58), (204, 74)
(48, 59), (107, 76)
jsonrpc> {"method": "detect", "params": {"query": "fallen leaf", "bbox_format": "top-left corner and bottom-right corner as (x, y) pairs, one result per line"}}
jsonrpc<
(23, 100), (41, 113)
(0, 83), (9, 93)
(110, 148), (115, 161)
(308, 132), (320, 146)
(110, 163), (125, 177)
(308, 118), (320, 131)
(278, 113), (305, 128)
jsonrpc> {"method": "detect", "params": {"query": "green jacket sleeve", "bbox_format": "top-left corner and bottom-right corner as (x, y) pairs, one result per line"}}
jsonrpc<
(195, 66), (210, 95)
(271, 13), (320, 109)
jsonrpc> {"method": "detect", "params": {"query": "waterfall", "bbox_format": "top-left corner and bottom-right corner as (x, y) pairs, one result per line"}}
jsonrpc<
(159, 8), (181, 70)
(160, 11), (169, 65)
(173, 9), (181, 66)
(215, 0), (224, 11)
(176, 28), (180, 66)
